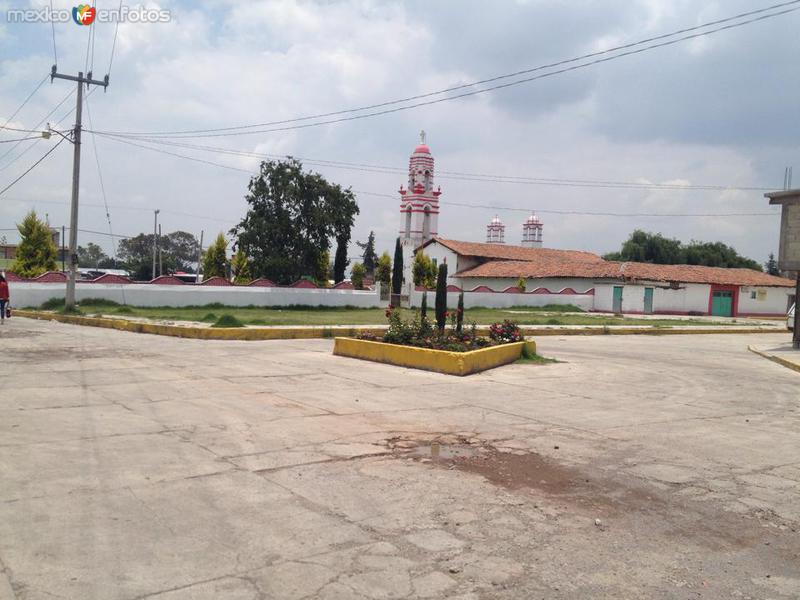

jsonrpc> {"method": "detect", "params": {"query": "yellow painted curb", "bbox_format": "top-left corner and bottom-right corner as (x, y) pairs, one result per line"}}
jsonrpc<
(333, 337), (536, 376)
(747, 345), (800, 374)
(14, 310), (384, 341)
(15, 310), (783, 341)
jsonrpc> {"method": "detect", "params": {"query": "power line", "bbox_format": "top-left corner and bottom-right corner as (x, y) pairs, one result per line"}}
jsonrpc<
(0, 136), (45, 144)
(0, 136), (67, 197)
(85, 94), (121, 261)
(108, 0), (123, 77)
(0, 88), (75, 171)
(93, 131), (775, 193)
(93, 1), (800, 139)
(0, 74), (49, 134)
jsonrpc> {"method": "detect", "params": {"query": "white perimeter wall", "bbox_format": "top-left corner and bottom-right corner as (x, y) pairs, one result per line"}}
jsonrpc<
(9, 282), (385, 308)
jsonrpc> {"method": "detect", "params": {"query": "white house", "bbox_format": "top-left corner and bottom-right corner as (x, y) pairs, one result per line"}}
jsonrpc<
(416, 238), (794, 317)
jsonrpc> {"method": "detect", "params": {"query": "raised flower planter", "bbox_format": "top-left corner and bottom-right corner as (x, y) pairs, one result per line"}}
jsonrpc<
(333, 337), (537, 376)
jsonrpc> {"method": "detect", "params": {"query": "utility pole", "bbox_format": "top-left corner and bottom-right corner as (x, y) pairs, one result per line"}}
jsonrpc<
(152, 209), (160, 280)
(195, 230), (204, 283)
(158, 224), (163, 277)
(50, 66), (109, 309)
(61, 225), (65, 272)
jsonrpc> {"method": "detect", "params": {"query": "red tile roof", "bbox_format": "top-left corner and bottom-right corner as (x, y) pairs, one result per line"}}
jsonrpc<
(455, 259), (622, 280)
(620, 262), (794, 287)
(422, 238), (603, 262)
(439, 238), (794, 287)
(456, 259), (794, 287)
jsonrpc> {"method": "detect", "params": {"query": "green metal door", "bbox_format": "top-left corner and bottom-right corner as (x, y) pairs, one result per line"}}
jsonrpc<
(612, 286), (623, 313)
(644, 287), (654, 314)
(711, 290), (733, 316)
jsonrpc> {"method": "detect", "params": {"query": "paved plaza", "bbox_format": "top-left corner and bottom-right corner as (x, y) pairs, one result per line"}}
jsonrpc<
(1, 319), (799, 599)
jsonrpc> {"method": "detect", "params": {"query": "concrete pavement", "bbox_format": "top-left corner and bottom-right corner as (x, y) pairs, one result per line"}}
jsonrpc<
(1, 318), (799, 599)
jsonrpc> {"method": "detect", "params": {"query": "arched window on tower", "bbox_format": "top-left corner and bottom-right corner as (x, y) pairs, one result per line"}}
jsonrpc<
(424, 170), (431, 192)
(404, 209), (412, 239)
(422, 206), (431, 239)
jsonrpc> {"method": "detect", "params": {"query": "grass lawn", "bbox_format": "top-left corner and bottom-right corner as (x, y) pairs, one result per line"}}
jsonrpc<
(40, 299), (739, 327)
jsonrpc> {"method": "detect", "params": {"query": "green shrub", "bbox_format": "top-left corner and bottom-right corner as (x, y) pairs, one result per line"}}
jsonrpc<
(351, 262), (366, 290)
(79, 298), (120, 307)
(546, 318), (561, 325)
(114, 306), (134, 314)
(40, 297), (65, 310)
(200, 313), (218, 322)
(211, 314), (244, 328)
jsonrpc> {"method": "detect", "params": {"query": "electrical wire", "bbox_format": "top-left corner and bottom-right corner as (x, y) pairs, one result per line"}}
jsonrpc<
(0, 74), (49, 134)
(49, 0), (59, 66)
(0, 136), (66, 197)
(108, 0), (123, 77)
(93, 1), (800, 139)
(85, 94), (121, 266)
(0, 88), (75, 171)
(71, 135), (779, 219)
(0, 136), (45, 144)
(93, 130), (776, 193)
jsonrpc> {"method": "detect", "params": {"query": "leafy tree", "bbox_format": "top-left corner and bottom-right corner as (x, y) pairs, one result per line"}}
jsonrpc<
(375, 252), (392, 289)
(391, 237), (403, 296)
(118, 231), (199, 281)
(203, 233), (229, 279)
(435, 262), (448, 332)
(412, 252), (438, 288)
(232, 159), (359, 285)
(765, 253), (780, 276)
(316, 249), (331, 286)
(77, 242), (113, 268)
(356, 231), (378, 276)
(603, 229), (762, 271)
(231, 248), (251, 284)
(11, 211), (58, 278)
(351, 262), (366, 289)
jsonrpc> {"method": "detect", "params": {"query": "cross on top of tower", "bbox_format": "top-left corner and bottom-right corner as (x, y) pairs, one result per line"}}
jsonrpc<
(420, 129), (426, 144)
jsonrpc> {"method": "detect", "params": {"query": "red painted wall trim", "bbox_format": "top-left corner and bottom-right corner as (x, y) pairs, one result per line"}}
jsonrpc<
(708, 284), (739, 316)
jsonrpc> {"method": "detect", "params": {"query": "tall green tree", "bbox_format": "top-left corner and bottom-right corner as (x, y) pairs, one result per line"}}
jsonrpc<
(412, 252), (437, 288)
(375, 252), (392, 289)
(203, 233), (229, 279)
(603, 229), (762, 271)
(231, 248), (251, 284)
(232, 159), (359, 285)
(118, 231), (198, 280)
(11, 211), (58, 278)
(350, 262), (366, 290)
(356, 231), (378, 276)
(391, 238), (404, 296)
(765, 253), (780, 276)
(434, 262), (448, 332)
(77, 242), (114, 268)
(316, 249), (332, 286)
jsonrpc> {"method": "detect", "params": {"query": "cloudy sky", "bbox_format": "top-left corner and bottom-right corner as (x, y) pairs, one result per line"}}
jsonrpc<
(1, 0), (799, 267)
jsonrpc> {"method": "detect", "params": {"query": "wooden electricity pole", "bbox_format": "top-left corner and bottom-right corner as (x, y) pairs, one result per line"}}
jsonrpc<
(50, 66), (109, 309)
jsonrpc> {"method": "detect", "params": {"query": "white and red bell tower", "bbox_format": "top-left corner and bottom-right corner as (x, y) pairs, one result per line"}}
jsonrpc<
(399, 131), (441, 288)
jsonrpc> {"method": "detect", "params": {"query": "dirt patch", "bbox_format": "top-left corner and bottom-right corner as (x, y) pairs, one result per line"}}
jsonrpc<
(387, 435), (585, 496)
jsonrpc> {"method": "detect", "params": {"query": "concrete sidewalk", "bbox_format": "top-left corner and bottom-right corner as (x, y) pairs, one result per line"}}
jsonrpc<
(749, 342), (800, 373)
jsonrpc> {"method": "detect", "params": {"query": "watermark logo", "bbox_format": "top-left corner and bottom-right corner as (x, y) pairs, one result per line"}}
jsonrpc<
(72, 5), (96, 26)
(6, 6), (171, 24)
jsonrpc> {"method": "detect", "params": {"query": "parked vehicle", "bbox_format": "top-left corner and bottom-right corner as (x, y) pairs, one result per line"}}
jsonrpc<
(789, 303), (796, 331)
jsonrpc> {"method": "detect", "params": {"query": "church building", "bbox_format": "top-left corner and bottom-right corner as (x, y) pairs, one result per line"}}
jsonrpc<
(395, 133), (794, 317)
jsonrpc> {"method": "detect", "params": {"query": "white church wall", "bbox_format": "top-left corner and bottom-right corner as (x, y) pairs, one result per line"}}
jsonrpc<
(9, 281), (385, 309)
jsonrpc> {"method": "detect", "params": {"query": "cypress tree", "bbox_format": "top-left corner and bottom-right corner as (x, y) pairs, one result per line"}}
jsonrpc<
(456, 291), (464, 334)
(391, 237), (403, 296)
(420, 291), (428, 320)
(435, 262), (448, 332)
(12, 211), (58, 278)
